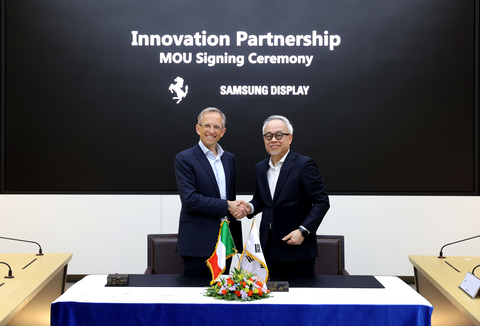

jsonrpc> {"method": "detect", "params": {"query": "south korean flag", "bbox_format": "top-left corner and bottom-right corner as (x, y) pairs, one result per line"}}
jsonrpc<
(238, 219), (269, 283)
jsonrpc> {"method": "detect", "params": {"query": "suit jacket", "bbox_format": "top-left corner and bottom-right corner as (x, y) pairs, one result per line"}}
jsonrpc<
(249, 151), (329, 262)
(175, 144), (242, 257)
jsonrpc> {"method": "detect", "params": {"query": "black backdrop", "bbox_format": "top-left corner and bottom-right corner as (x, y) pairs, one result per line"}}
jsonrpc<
(1, 0), (478, 194)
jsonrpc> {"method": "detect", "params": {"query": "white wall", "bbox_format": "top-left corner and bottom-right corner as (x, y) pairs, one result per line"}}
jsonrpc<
(1, 195), (479, 276)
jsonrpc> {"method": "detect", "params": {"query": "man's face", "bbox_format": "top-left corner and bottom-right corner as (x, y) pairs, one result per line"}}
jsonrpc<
(196, 112), (226, 151)
(263, 119), (292, 158)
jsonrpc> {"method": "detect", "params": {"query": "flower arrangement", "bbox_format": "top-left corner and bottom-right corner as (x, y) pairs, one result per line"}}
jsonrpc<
(205, 268), (272, 301)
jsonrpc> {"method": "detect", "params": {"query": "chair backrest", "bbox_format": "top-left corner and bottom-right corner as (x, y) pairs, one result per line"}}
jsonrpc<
(146, 234), (183, 274)
(315, 235), (348, 275)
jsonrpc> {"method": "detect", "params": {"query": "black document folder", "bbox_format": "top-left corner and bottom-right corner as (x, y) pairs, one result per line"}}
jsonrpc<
(123, 274), (384, 289)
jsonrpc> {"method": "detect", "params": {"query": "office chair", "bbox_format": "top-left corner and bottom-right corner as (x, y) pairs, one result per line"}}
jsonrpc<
(145, 234), (183, 274)
(315, 235), (349, 275)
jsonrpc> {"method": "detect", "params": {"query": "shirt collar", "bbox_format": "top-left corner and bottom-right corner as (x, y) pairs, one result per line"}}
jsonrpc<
(198, 140), (224, 159)
(269, 150), (290, 168)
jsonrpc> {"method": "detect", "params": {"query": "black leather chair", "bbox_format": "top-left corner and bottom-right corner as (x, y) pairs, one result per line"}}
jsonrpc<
(145, 233), (347, 275)
(145, 234), (183, 274)
(315, 235), (349, 275)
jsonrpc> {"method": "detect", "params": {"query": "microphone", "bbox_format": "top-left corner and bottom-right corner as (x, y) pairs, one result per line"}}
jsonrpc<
(0, 236), (44, 256)
(438, 234), (480, 258)
(0, 262), (14, 278)
(473, 265), (480, 276)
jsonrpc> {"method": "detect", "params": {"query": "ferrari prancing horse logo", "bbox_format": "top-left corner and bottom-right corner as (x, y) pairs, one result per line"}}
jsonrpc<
(168, 76), (189, 104)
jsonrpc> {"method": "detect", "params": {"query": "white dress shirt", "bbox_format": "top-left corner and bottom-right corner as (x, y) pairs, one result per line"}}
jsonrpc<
(267, 150), (289, 199)
(198, 140), (226, 200)
(249, 150), (290, 214)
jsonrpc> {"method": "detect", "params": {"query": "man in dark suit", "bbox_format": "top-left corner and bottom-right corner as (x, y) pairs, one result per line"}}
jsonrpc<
(175, 107), (246, 276)
(246, 115), (330, 278)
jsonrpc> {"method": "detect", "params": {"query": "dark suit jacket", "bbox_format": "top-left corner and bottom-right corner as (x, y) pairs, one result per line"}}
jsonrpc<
(175, 144), (242, 257)
(249, 151), (329, 262)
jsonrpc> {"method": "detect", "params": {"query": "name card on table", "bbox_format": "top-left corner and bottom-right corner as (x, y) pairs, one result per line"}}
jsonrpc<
(459, 272), (480, 299)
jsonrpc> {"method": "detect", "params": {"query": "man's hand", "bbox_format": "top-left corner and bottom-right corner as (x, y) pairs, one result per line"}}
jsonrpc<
(282, 229), (305, 245)
(228, 200), (251, 219)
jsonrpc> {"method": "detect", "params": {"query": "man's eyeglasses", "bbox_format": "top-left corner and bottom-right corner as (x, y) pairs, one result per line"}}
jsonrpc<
(263, 132), (291, 141)
(199, 124), (223, 131)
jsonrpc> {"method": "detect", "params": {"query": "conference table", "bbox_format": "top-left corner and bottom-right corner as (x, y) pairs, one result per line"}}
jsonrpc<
(52, 274), (432, 326)
(409, 255), (480, 326)
(0, 253), (72, 326)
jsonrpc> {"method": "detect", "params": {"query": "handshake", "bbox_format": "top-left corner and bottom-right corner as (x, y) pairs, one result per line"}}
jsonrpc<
(227, 200), (252, 220)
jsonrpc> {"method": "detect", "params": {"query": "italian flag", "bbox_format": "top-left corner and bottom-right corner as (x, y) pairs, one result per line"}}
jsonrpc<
(206, 220), (237, 284)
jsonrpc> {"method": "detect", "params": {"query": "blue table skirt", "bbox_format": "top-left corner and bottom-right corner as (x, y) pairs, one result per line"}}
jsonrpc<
(52, 301), (432, 326)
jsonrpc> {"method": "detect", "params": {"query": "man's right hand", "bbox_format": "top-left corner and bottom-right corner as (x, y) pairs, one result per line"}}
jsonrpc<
(228, 200), (251, 219)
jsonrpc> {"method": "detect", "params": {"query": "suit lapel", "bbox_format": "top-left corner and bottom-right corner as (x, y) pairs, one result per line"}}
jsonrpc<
(221, 154), (231, 199)
(273, 151), (295, 203)
(259, 159), (273, 206)
(194, 145), (221, 197)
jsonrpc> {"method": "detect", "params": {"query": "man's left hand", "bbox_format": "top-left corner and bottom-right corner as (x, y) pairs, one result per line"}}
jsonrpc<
(282, 229), (305, 245)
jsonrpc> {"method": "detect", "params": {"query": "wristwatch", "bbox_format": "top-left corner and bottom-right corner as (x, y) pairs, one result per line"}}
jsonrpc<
(299, 227), (309, 238)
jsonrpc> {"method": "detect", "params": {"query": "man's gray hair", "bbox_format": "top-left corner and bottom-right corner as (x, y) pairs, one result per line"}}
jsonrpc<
(262, 115), (294, 134)
(197, 107), (226, 127)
